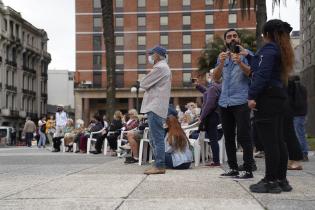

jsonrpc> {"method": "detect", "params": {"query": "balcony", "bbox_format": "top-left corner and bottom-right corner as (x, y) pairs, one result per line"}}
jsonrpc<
(5, 84), (17, 92)
(22, 89), (36, 96)
(5, 59), (17, 68)
(41, 93), (47, 98)
(22, 65), (36, 74)
(41, 72), (48, 77)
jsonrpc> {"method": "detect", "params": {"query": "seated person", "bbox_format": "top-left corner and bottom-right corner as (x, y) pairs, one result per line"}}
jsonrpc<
(79, 114), (103, 153)
(165, 115), (193, 170)
(124, 115), (148, 164)
(107, 110), (123, 155)
(91, 115), (110, 154)
(63, 119), (75, 152)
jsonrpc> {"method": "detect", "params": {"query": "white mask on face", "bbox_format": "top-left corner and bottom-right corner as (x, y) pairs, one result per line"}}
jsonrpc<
(148, 55), (154, 64)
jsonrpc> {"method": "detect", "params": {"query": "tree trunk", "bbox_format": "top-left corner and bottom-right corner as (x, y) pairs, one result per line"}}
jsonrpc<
(256, 0), (267, 49)
(101, 0), (116, 121)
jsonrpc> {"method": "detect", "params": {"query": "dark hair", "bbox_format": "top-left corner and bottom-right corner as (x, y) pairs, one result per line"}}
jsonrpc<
(262, 19), (294, 83)
(224, 28), (238, 40)
(93, 113), (102, 122)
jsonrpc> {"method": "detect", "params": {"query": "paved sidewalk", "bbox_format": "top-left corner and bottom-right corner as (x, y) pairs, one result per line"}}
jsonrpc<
(0, 147), (314, 210)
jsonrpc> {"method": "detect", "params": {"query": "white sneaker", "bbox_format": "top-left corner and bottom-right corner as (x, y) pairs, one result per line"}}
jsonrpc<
(120, 144), (131, 150)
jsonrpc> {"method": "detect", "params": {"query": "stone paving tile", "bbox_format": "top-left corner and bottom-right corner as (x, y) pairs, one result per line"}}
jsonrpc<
(119, 198), (264, 210)
(0, 198), (122, 210)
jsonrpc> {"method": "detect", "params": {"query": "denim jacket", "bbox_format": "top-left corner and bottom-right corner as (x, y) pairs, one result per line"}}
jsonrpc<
(217, 54), (251, 107)
(165, 135), (193, 167)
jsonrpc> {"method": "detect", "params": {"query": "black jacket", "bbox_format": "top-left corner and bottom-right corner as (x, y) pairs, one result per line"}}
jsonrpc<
(288, 80), (307, 116)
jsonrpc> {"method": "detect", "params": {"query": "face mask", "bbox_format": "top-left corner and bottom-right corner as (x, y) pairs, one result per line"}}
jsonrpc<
(148, 55), (154, 64)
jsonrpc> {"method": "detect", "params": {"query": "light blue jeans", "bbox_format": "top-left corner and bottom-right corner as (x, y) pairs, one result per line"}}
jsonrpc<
(293, 116), (309, 155)
(147, 111), (166, 168)
(38, 130), (46, 147)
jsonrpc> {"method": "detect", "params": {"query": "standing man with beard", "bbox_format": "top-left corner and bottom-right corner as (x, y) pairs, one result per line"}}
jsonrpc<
(213, 29), (255, 179)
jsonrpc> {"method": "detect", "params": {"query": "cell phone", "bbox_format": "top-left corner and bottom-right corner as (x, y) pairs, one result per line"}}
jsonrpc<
(191, 78), (197, 83)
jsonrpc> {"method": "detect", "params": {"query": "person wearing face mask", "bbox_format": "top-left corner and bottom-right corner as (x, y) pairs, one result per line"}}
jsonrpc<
(213, 29), (256, 179)
(140, 45), (171, 175)
(55, 105), (67, 138)
(193, 69), (222, 166)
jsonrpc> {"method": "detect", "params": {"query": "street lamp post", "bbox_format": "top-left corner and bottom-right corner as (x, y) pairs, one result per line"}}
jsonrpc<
(131, 81), (140, 113)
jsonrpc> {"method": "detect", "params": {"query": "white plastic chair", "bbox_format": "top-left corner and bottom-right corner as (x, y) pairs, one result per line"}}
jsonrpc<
(116, 128), (137, 157)
(87, 126), (107, 155)
(183, 126), (202, 167)
(138, 128), (153, 165)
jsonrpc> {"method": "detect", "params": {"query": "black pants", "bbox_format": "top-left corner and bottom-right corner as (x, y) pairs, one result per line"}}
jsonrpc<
(255, 113), (288, 181)
(95, 137), (105, 153)
(53, 137), (63, 151)
(220, 104), (254, 171)
(251, 120), (264, 151)
(107, 133), (119, 150)
(203, 112), (220, 164)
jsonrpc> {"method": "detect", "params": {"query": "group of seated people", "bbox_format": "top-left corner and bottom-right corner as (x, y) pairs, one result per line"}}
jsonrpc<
(50, 104), (214, 170)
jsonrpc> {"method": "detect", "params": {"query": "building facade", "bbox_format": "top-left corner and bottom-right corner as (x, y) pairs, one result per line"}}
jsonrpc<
(47, 70), (75, 117)
(0, 1), (51, 137)
(300, 0), (315, 136)
(75, 0), (256, 122)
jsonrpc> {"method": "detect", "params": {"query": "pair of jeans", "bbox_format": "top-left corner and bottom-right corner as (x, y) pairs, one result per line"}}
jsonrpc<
(165, 153), (191, 169)
(220, 104), (254, 171)
(147, 111), (166, 168)
(38, 130), (46, 147)
(203, 112), (220, 164)
(25, 132), (33, 147)
(293, 116), (309, 156)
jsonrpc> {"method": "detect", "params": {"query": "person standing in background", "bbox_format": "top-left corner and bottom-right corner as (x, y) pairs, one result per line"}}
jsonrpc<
(55, 105), (67, 138)
(23, 117), (36, 147)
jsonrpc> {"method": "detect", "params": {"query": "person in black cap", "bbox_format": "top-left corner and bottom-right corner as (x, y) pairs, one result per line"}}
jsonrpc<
(140, 45), (171, 175)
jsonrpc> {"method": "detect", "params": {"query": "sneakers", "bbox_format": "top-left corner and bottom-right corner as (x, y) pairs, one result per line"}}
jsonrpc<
(144, 167), (166, 175)
(220, 169), (239, 177)
(254, 151), (265, 158)
(205, 162), (221, 167)
(302, 154), (309, 162)
(120, 144), (131, 150)
(278, 179), (293, 192)
(234, 171), (253, 179)
(238, 162), (257, 172)
(250, 179), (282, 194)
(124, 157), (139, 164)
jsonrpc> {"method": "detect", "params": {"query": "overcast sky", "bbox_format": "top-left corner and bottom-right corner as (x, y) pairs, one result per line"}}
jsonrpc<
(3, 0), (300, 72)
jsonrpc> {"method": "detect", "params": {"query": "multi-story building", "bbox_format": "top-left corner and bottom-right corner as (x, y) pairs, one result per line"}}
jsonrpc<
(0, 1), (51, 137)
(47, 70), (75, 117)
(75, 0), (256, 122)
(300, 0), (315, 136)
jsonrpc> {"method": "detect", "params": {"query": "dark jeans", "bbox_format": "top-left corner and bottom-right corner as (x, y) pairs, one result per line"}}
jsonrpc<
(165, 153), (191, 170)
(202, 112), (220, 164)
(107, 133), (119, 150)
(251, 120), (264, 151)
(255, 114), (288, 181)
(220, 104), (254, 171)
(95, 136), (105, 153)
(25, 132), (33, 147)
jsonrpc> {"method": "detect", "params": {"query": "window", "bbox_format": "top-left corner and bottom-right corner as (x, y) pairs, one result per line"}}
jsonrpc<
(205, 0), (214, 5)
(116, 0), (123, 7)
(205, 34), (214, 43)
(183, 34), (191, 45)
(205, 14), (213, 24)
(183, 0), (190, 6)
(138, 17), (146, 26)
(93, 0), (101, 8)
(160, 16), (168, 26)
(4, 18), (7, 31)
(160, 0), (168, 6)
(183, 53), (191, 64)
(93, 36), (102, 49)
(115, 17), (124, 27)
(93, 54), (102, 65)
(183, 15), (191, 25)
(183, 72), (191, 83)
(93, 17), (102, 27)
(138, 0), (145, 7)
(115, 36), (124, 46)
(16, 25), (19, 37)
(138, 55), (146, 64)
(160, 35), (168, 45)
(229, 0), (237, 5)
(138, 35), (146, 45)
(228, 14), (237, 24)
(116, 55), (124, 65)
